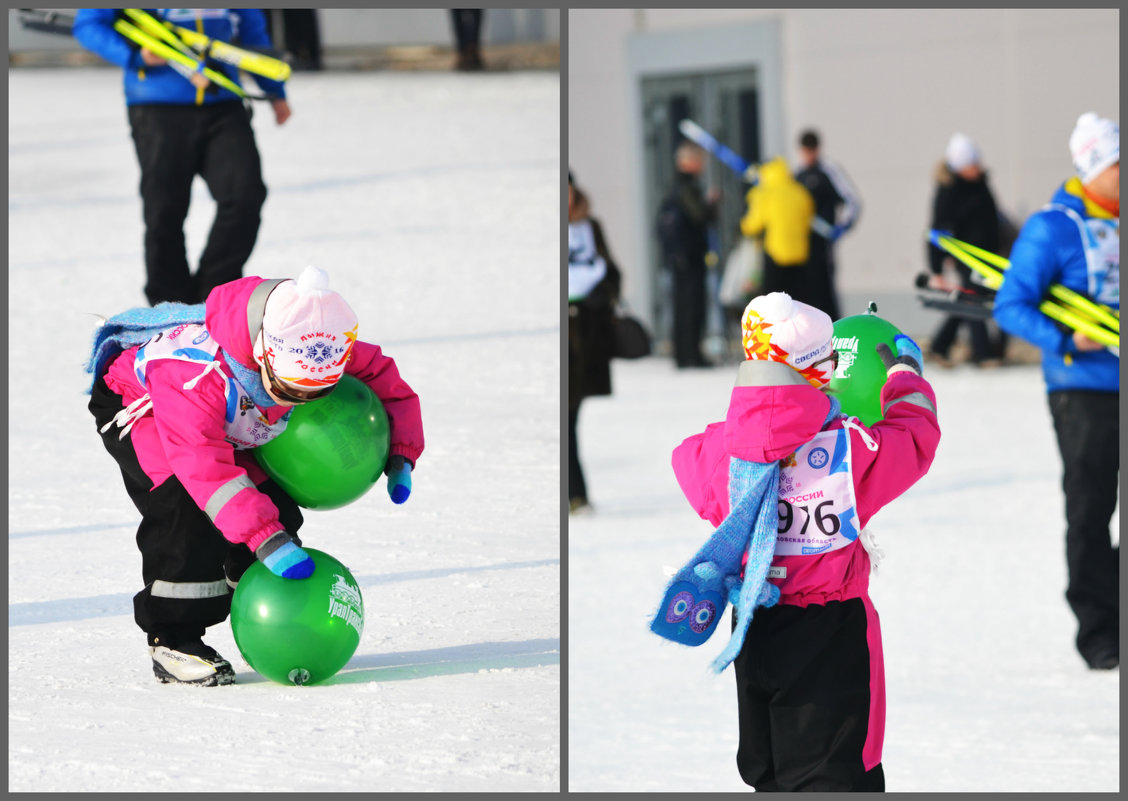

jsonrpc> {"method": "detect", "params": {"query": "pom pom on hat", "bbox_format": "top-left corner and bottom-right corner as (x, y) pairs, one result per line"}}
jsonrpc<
(742, 292), (835, 388)
(945, 132), (980, 172)
(257, 266), (359, 390)
(1070, 112), (1119, 184)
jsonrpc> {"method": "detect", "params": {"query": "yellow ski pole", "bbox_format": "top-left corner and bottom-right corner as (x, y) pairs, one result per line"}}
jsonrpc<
(933, 234), (1119, 354)
(113, 18), (248, 99)
(123, 9), (291, 83)
(939, 234), (1119, 333)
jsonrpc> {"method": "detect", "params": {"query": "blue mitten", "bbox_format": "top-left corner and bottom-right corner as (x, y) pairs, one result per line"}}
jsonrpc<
(877, 334), (923, 376)
(385, 454), (412, 504)
(830, 223), (847, 242)
(255, 531), (315, 579)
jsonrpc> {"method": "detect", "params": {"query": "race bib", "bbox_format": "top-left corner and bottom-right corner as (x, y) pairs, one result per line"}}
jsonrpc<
(134, 324), (289, 450)
(774, 429), (860, 556)
(1085, 217), (1118, 306)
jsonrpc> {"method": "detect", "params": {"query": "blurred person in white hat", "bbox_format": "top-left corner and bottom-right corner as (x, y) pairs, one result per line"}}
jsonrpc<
(994, 112), (1119, 670)
(84, 266), (424, 685)
(656, 291), (940, 790)
(924, 132), (1008, 367)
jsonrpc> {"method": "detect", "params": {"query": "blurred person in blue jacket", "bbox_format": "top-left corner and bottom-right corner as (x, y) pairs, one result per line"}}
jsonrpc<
(74, 9), (291, 306)
(993, 112), (1119, 671)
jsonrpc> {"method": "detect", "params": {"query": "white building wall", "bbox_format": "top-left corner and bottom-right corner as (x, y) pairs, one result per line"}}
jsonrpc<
(568, 8), (1119, 333)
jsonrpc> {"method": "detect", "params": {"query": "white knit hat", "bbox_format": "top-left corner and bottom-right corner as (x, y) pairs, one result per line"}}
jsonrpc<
(742, 292), (835, 388)
(945, 132), (980, 172)
(256, 266), (359, 390)
(1069, 112), (1119, 184)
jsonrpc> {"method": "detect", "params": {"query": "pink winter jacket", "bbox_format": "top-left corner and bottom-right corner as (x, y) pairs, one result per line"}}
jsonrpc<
(102, 276), (425, 552)
(671, 360), (939, 607)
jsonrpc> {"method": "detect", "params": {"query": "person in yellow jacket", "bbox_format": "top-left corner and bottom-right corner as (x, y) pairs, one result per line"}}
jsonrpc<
(740, 157), (821, 311)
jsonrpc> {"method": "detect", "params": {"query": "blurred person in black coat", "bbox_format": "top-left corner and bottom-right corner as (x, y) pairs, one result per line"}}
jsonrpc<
(795, 129), (862, 320)
(925, 132), (1005, 367)
(568, 171), (621, 514)
(656, 142), (719, 368)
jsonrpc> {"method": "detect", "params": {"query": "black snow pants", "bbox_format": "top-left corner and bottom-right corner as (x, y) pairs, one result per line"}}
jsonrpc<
(89, 377), (302, 643)
(1047, 390), (1120, 664)
(732, 599), (885, 792)
(128, 100), (267, 306)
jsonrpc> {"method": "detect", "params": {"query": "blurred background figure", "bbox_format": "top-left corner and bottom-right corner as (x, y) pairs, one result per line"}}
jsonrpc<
(795, 128), (861, 321)
(717, 224), (764, 362)
(924, 132), (1005, 368)
(739, 156), (814, 310)
(73, 8), (291, 307)
(568, 171), (622, 514)
(261, 9), (321, 71)
(993, 112), (1119, 671)
(450, 9), (486, 71)
(656, 141), (719, 368)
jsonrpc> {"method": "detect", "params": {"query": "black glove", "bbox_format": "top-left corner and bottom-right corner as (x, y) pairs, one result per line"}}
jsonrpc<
(876, 334), (923, 377)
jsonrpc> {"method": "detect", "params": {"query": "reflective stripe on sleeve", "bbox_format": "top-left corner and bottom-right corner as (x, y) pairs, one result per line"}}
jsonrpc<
(204, 475), (257, 522)
(246, 278), (287, 342)
(151, 579), (230, 599)
(883, 391), (937, 416)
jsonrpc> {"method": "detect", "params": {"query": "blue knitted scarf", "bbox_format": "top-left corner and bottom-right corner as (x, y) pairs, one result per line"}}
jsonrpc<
(651, 395), (841, 673)
(84, 301), (278, 409)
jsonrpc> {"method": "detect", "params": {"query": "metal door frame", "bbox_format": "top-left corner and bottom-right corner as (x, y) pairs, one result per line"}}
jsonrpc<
(639, 69), (762, 355)
(624, 19), (784, 334)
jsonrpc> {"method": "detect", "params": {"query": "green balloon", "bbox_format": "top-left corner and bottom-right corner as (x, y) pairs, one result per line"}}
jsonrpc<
(828, 308), (902, 426)
(230, 548), (364, 685)
(255, 374), (390, 510)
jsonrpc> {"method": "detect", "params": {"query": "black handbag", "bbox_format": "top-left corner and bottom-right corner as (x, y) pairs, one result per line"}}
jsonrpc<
(612, 311), (652, 359)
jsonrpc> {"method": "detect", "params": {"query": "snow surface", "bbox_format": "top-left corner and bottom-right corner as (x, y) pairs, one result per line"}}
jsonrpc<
(9, 67), (560, 792)
(568, 357), (1120, 792)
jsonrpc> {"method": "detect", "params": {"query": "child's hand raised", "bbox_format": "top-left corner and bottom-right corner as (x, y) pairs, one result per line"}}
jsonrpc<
(876, 334), (923, 377)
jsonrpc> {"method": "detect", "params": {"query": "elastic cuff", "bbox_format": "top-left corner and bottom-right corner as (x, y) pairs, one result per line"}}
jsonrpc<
(253, 530), (292, 559)
(390, 443), (420, 468)
(886, 364), (919, 377)
(246, 526), (286, 553)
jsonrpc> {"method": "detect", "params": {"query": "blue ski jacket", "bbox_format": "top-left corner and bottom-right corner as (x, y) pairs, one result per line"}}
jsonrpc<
(73, 9), (286, 106)
(993, 178), (1119, 393)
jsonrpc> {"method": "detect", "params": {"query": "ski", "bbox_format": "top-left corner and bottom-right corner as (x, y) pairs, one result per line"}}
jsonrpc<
(16, 8), (75, 35)
(120, 9), (206, 64)
(112, 18), (266, 101)
(18, 9), (289, 87)
(931, 231), (1119, 355)
(122, 9), (291, 82)
(938, 233), (1118, 333)
(913, 273), (995, 320)
(916, 290), (995, 321)
(678, 118), (836, 240)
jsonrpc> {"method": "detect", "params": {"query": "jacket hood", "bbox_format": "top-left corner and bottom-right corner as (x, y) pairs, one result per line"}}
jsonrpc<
(724, 360), (832, 462)
(757, 157), (792, 186)
(1055, 176), (1115, 219)
(1051, 178), (1089, 212)
(204, 276), (288, 370)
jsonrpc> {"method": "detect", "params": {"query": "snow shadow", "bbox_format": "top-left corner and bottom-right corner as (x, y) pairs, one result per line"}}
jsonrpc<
(287, 638), (560, 684)
(8, 558), (560, 627)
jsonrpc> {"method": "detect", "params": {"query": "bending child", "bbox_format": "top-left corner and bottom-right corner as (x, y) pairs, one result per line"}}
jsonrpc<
(653, 292), (940, 791)
(86, 266), (424, 686)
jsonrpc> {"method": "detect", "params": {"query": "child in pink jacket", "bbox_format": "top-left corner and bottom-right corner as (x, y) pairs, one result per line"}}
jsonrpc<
(652, 292), (939, 791)
(86, 266), (424, 686)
